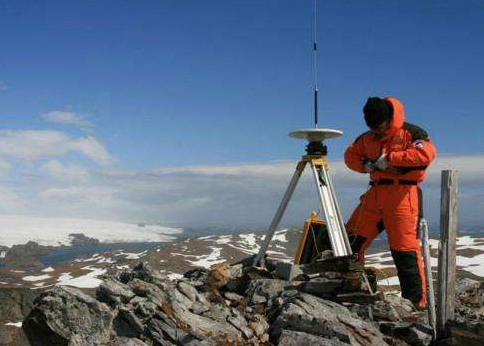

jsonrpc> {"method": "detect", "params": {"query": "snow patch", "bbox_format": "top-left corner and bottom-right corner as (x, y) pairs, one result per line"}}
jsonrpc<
(186, 247), (225, 269)
(96, 256), (116, 264)
(33, 282), (49, 287)
(116, 265), (130, 270)
(22, 274), (52, 282)
(5, 322), (22, 327)
(57, 272), (73, 282)
(198, 235), (214, 240)
(238, 233), (257, 248)
(167, 272), (183, 280)
(272, 229), (288, 243)
(41, 267), (55, 273)
(56, 267), (106, 288)
(378, 276), (400, 286)
(214, 235), (232, 245)
(457, 253), (484, 277)
(119, 250), (148, 260)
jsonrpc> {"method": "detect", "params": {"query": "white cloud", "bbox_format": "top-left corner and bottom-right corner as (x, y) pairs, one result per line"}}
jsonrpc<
(0, 158), (11, 175)
(0, 130), (113, 165)
(40, 160), (90, 182)
(0, 153), (482, 231)
(0, 186), (23, 212)
(41, 111), (92, 131)
(69, 136), (114, 165)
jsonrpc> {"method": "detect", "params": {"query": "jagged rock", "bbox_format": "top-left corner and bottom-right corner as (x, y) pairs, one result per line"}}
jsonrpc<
(113, 336), (150, 346)
(146, 312), (194, 345)
(183, 268), (208, 283)
(97, 277), (136, 305)
(183, 339), (216, 346)
(224, 292), (243, 303)
(227, 307), (253, 339)
(132, 262), (168, 284)
(453, 305), (484, 338)
(129, 279), (169, 306)
(202, 304), (232, 322)
(344, 303), (374, 320)
(341, 272), (369, 292)
(379, 322), (433, 346)
(131, 296), (148, 305)
(225, 266), (272, 294)
(336, 291), (384, 304)
(118, 269), (135, 284)
(277, 329), (348, 345)
(169, 288), (195, 310)
(382, 336), (412, 346)
(381, 293), (423, 323)
(170, 299), (242, 341)
(112, 307), (145, 338)
(0, 287), (40, 324)
(243, 265), (273, 279)
(295, 277), (342, 298)
(225, 276), (248, 294)
(228, 263), (243, 278)
(177, 281), (211, 312)
(177, 281), (198, 301)
(456, 277), (484, 307)
(270, 292), (389, 345)
(371, 300), (400, 322)
(246, 279), (289, 304)
(236, 254), (257, 268)
(190, 301), (210, 314)
(205, 262), (230, 289)
(20, 256), (441, 346)
(392, 323), (433, 346)
(23, 285), (113, 346)
(248, 313), (269, 337)
(0, 324), (30, 346)
(129, 296), (156, 317)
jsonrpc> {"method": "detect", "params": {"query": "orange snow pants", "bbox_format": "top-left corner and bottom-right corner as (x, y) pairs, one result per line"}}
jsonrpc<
(346, 180), (427, 307)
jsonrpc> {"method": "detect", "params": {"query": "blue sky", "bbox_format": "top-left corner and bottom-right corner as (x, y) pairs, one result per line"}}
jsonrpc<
(0, 0), (483, 230)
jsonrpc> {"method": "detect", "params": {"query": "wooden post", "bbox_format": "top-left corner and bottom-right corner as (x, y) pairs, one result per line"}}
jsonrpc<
(437, 170), (458, 339)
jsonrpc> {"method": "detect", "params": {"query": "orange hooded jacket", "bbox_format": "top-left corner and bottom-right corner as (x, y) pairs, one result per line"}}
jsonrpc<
(344, 97), (436, 182)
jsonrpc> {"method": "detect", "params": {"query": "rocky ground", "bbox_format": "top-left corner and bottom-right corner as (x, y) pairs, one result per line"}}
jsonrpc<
(0, 229), (483, 345)
(11, 258), (484, 346)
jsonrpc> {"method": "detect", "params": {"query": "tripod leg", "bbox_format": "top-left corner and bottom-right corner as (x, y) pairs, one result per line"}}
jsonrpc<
(322, 165), (353, 255)
(310, 162), (352, 257)
(254, 165), (305, 266)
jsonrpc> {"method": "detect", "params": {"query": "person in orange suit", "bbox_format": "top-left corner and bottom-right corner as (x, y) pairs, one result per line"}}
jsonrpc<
(344, 97), (436, 309)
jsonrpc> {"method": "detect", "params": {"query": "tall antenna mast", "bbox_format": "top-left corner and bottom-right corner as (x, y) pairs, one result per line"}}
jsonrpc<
(313, 0), (318, 128)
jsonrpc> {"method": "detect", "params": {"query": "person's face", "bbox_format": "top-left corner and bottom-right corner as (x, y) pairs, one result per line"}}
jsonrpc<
(369, 120), (390, 138)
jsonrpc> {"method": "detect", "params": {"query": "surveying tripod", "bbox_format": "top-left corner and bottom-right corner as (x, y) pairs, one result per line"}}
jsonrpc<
(254, 129), (352, 266)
